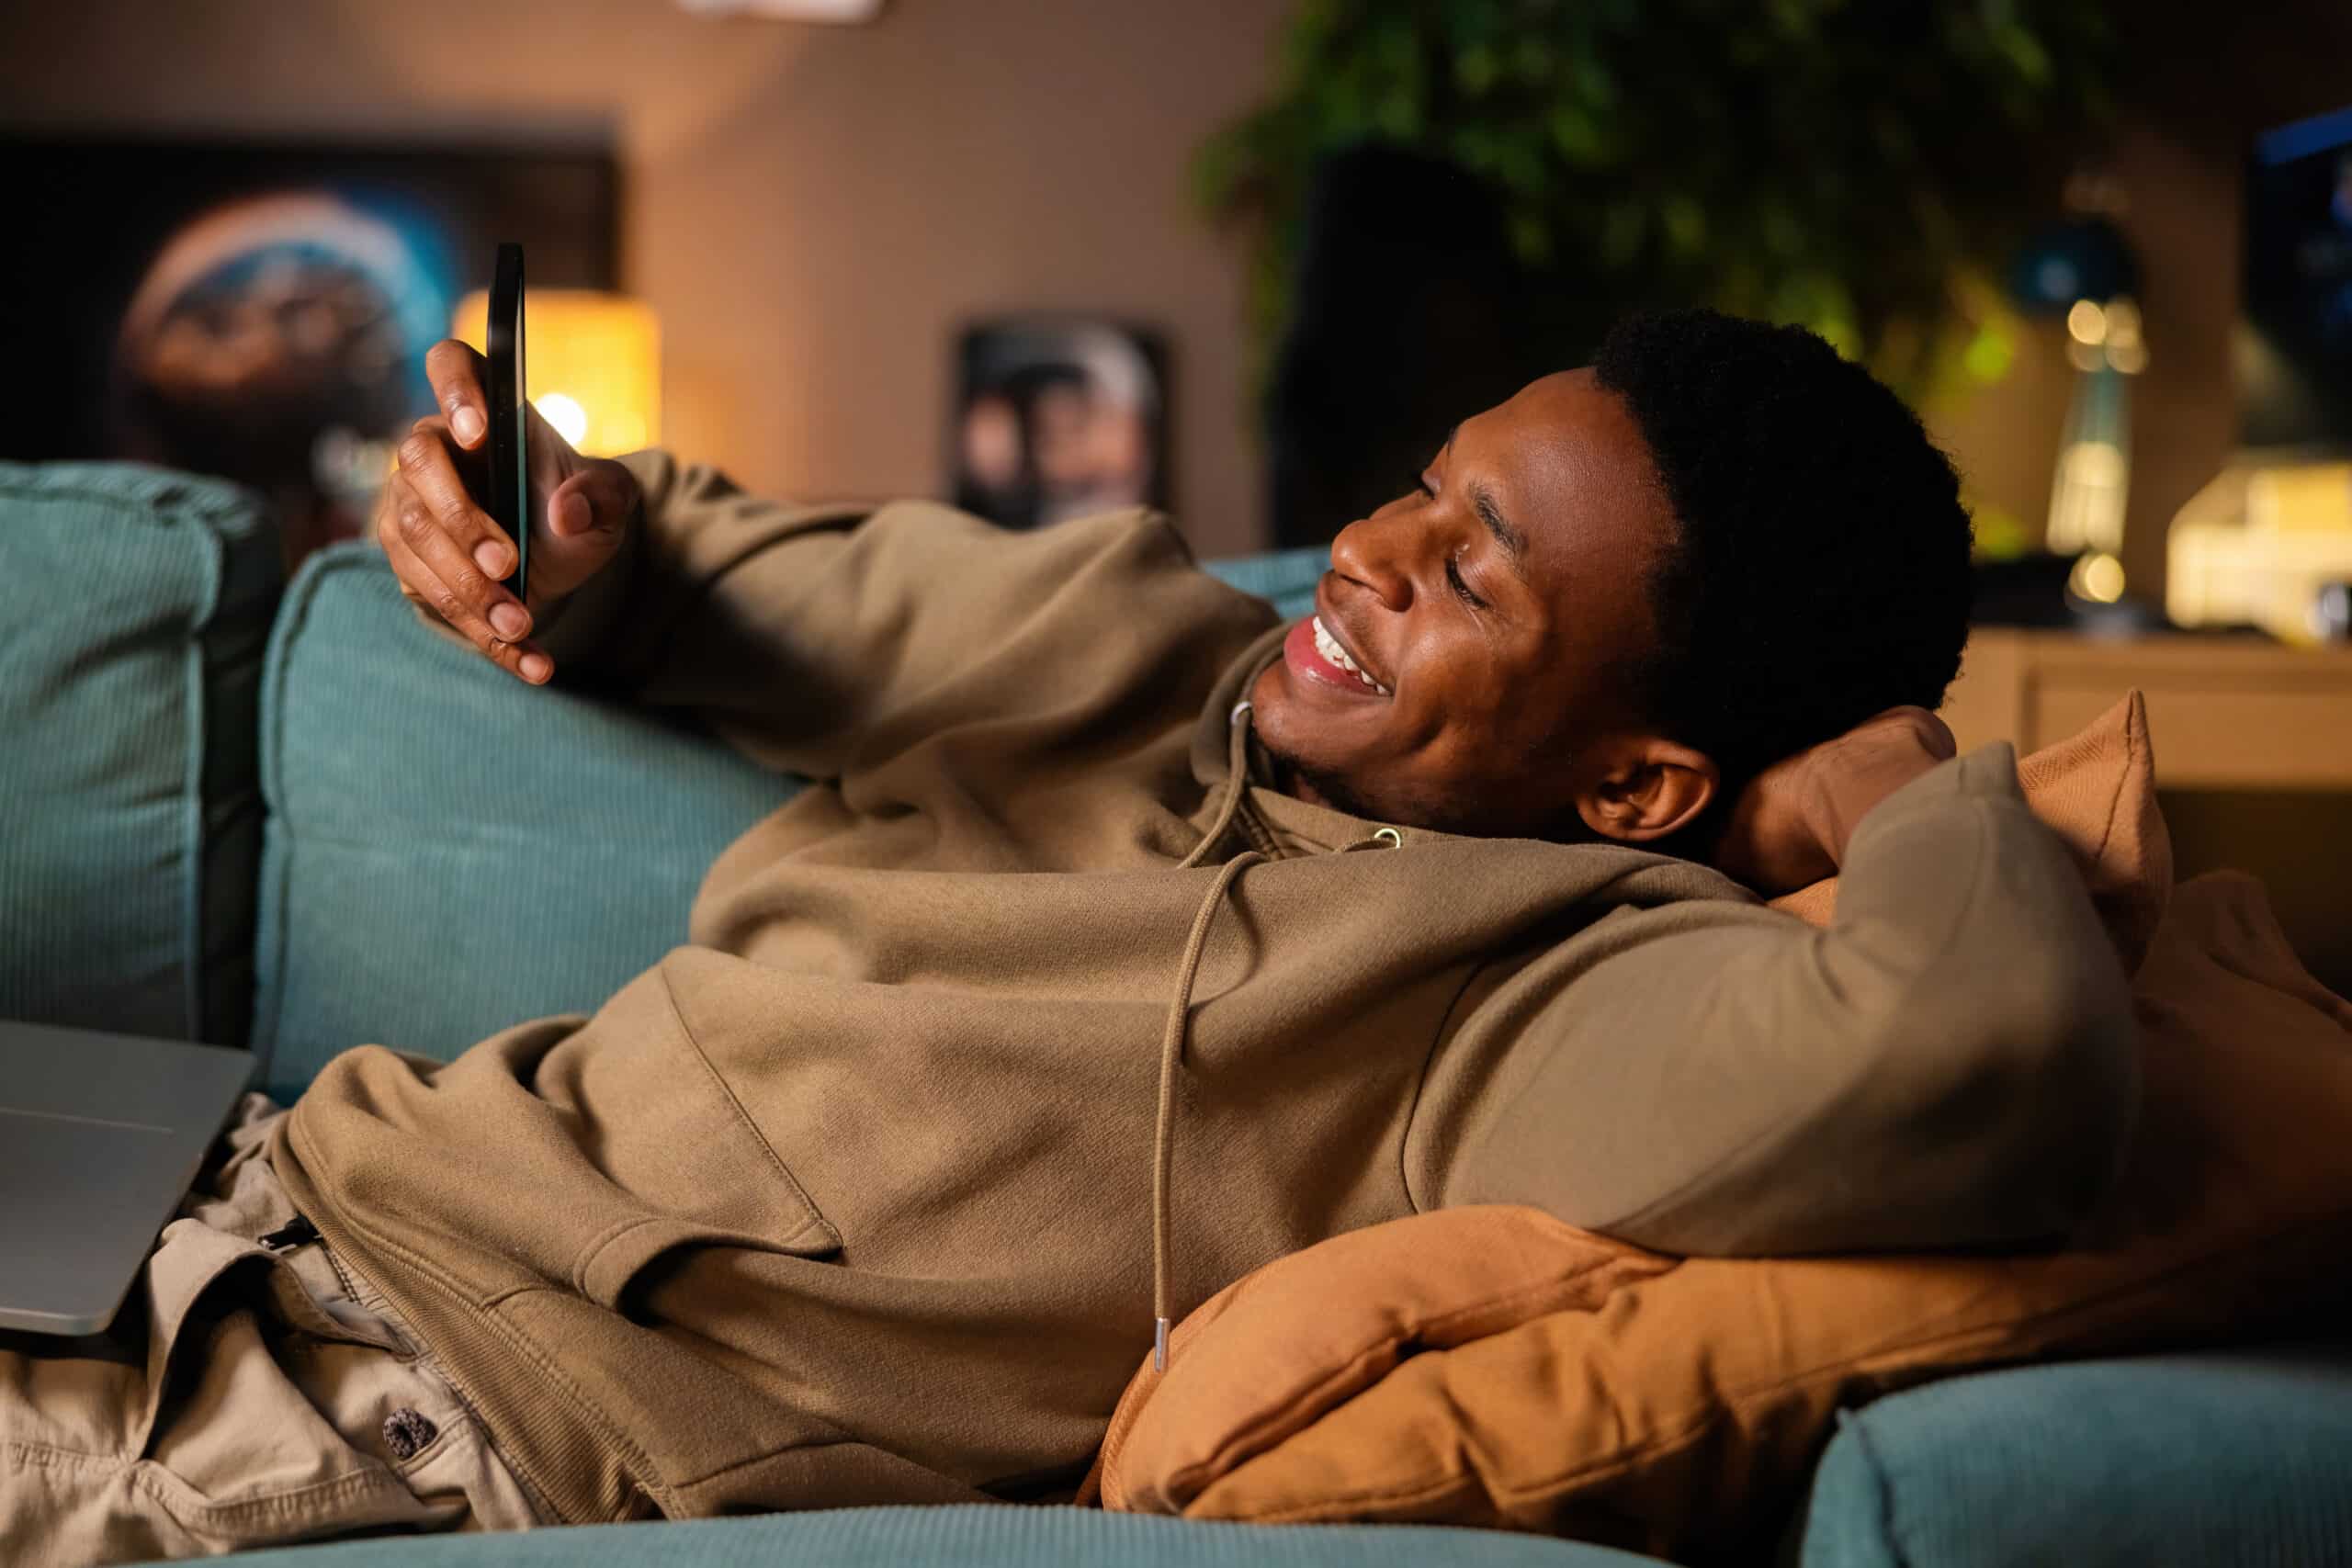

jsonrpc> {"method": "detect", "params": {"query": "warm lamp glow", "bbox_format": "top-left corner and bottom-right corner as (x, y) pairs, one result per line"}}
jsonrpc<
(450, 289), (661, 457)
(2068, 550), (2126, 604)
(537, 392), (589, 448)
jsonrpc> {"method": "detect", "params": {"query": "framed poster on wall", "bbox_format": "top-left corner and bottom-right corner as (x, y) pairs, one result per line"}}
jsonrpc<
(0, 133), (616, 572)
(951, 316), (1170, 531)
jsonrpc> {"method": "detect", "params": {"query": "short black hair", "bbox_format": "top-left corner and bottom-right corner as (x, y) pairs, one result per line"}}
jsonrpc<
(1592, 307), (1973, 796)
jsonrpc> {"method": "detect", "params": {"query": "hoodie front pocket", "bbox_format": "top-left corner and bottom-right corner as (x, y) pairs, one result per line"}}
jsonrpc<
(575, 1212), (841, 1314)
(531, 961), (846, 1313)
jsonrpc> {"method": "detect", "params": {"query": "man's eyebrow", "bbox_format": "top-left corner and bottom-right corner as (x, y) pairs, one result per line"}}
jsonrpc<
(1470, 481), (1530, 582)
(1437, 422), (1530, 584)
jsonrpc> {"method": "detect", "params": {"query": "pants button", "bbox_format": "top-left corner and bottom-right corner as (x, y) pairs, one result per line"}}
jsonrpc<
(383, 1407), (438, 1461)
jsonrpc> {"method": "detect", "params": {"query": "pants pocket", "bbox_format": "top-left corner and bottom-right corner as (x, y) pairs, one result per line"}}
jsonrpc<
(133, 1297), (450, 1556)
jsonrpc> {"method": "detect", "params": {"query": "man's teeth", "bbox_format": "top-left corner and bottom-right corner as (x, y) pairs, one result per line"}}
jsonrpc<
(1312, 616), (1389, 694)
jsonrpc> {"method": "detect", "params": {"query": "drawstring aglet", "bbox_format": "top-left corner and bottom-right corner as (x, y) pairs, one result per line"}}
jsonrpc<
(1154, 1316), (1170, 1372)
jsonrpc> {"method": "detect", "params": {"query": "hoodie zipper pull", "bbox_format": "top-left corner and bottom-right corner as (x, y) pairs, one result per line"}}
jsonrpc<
(258, 1214), (321, 1252)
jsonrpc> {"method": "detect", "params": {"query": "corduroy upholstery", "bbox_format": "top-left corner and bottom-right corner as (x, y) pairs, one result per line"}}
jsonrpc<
(250, 542), (806, 1099)
(1799, 1348), (2352, 1568)
(0, 460), (280, 1049)
(216, 1503), (1647, 1567)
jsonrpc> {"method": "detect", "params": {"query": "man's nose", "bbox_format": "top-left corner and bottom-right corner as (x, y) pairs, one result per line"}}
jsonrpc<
(1330, 513), (1415, 611)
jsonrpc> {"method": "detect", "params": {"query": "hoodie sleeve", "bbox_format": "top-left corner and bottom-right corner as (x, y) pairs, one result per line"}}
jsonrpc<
(1431, 742), (2142, 1258)
(408, 449), (1275, 782)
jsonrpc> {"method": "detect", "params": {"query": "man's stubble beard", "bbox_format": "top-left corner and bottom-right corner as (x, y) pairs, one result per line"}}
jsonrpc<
(1263, 743), (1505, 840)
(1261, 733), (1626, 847)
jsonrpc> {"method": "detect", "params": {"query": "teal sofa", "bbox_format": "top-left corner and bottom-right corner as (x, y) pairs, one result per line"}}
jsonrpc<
(6, 459), (2350, 1568)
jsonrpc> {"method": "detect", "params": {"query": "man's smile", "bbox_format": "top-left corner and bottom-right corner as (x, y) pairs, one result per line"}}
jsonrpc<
(1281, 615), (1391, 700)
(1311, 603), (1390, 694)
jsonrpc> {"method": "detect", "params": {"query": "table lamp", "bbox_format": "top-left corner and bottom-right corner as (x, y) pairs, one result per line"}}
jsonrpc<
(2007, 179), (2143, 610)
(450, 289), (660, 457)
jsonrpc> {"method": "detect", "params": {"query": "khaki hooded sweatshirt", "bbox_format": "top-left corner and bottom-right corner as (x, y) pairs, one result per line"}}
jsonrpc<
(272, 453), (2139, 1525)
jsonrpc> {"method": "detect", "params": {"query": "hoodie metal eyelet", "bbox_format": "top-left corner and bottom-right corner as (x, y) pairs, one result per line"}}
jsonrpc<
(1374, 827), (1403, 848)
(1229, 701), (1253, 726)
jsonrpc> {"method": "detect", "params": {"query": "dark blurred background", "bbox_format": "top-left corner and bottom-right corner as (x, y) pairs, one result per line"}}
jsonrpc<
(0, 0), (2345, 572)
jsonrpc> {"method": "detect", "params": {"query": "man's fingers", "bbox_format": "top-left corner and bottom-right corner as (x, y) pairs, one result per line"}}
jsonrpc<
(379, 468), (536, 649)
(396, 419), (517, 581)
(380, 523), (552, 684)
(424, 338), (492, 449)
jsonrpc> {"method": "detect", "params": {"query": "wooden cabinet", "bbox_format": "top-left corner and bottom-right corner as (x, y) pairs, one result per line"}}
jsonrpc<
(1943, 630), (2352, 790)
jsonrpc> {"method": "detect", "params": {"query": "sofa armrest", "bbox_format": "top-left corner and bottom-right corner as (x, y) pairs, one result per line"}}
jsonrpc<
(0, 460), (282, 1049)
(1799, 1345), (2352, 1567)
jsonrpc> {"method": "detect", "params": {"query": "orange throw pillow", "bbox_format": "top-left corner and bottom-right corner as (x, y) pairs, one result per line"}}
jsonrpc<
(1088, 759), (2352, 1559)
(1770, 691), (2172, 970)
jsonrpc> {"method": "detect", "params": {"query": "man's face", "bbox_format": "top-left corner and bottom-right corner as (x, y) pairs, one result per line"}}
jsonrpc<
(1249, 368), (1684, 839)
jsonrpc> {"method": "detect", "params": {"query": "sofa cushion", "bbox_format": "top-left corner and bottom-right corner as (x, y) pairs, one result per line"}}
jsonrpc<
(1199, 545), (1326, 623)
(252, 541), (807, 1100)
(251, 541), (1320, 1101)
(1770, 691), (2171, 971)
(0, 461), (280, 1047)
(211, 1504), (1657, 1567)
(1798, 1346), (2352, 1568)
(1091, 870), (2352, 1561)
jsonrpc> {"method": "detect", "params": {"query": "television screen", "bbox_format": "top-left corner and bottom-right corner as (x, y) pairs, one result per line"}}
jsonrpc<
(0, 133), (616, 570)
(2240, 105), (2352, 452)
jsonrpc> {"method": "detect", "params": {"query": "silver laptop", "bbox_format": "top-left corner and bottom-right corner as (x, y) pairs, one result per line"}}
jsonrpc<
(0, 1018), (254, 1335)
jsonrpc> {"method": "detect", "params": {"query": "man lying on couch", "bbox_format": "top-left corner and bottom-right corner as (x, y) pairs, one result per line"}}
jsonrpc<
(1, 309), (2136, 1563)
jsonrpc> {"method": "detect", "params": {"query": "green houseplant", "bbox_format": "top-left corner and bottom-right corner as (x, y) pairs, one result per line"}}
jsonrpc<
(1199, 0), (2119, 404)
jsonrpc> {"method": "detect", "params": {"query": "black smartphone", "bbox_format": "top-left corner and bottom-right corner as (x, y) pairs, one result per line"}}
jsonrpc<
(486, 242), (528, 604)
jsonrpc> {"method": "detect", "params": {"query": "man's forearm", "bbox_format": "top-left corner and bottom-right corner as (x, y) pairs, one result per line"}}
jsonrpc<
(1438, 743), (2141, 1258)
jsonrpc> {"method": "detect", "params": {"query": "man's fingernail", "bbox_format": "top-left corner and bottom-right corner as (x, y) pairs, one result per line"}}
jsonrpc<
(452, 406), (484, 445)
(492, 603), (528, 640)
(474, 540), (508, 577)
(558, 492), (590, 536)
(520, 652), (551, 682)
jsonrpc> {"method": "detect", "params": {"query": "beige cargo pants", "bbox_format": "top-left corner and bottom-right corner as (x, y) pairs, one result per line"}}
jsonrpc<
(0, 1096), (549, 1566)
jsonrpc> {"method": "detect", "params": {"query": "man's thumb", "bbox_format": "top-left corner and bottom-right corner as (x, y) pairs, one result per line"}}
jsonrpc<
(527, 466), (631, 604)
(544, 466), (629, 543)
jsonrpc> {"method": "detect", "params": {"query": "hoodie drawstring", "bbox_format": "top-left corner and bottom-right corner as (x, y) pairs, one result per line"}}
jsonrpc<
(1174, 701), (1260, 874)
(1154, 702), (1261, 1370)
(1150, 844), (1261, 1371)
(1149, 700), (1402, 1371)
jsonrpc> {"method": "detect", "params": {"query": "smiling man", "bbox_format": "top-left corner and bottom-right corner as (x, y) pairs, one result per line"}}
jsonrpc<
(1251, 373), (1678, 840)
(4, 310), (2138, 1562)
(1252, 314), (1978, 863)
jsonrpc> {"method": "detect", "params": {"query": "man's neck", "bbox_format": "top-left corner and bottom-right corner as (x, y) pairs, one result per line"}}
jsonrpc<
(1263, 750), (1329, 809)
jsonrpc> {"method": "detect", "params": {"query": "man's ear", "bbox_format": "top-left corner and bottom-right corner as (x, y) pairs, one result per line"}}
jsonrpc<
(1573, 735), (1719, 843)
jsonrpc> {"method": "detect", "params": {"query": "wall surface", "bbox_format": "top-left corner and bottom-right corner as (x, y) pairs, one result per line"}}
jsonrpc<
(0, 0), (1288, 557)
(7, 0), (2352, 578)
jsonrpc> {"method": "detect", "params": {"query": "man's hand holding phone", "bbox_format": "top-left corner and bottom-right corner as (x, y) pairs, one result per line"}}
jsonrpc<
(377, 338), (640, 684)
